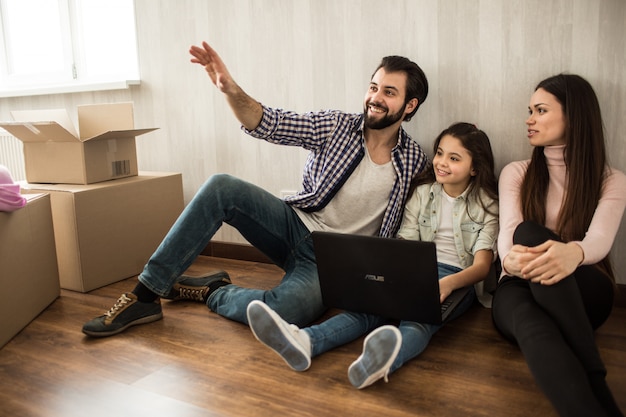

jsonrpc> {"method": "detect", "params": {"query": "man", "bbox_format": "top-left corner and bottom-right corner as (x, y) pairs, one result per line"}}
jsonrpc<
(82, 41), (429, 337)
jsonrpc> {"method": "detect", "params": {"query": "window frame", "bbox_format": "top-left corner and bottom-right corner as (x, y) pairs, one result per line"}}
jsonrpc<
(0, 0), (140, 98)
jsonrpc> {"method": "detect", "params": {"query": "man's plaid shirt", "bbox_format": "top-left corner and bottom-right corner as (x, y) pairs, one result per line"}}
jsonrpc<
(244, 105), (428, 238)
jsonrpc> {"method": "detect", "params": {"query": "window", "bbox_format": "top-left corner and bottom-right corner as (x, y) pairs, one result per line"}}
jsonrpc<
(0, 0), (140, 97)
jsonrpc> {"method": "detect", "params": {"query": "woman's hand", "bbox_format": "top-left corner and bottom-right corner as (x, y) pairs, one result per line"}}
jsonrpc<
(502, 244), (539, 277)
(520, 240), (583, 285)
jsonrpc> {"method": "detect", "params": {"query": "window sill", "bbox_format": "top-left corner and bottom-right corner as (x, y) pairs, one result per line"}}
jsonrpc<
(0, 79), (141, 98)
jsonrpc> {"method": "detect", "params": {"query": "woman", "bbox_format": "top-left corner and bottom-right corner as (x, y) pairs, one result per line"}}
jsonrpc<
(493, 74), (626, 417)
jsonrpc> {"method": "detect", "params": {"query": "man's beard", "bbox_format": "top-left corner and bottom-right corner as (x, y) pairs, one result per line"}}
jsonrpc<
(363, 102), (407, 130)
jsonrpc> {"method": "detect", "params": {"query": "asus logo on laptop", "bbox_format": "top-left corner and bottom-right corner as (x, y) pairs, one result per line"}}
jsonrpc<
(364, 274), (385, 282)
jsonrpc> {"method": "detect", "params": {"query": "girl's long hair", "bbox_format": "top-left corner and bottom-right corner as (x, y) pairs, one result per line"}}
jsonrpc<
(410, 122), (498, 219)
(519, 74), (613, 279)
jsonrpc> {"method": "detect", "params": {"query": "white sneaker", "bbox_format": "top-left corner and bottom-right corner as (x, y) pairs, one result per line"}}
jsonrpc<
(347, 325), (402, 389)
(246, 300), (312, 371)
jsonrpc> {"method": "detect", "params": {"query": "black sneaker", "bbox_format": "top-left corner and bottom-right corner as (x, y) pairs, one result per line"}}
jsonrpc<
(162, 270), (232, 302)
(82, 293), (163, 338)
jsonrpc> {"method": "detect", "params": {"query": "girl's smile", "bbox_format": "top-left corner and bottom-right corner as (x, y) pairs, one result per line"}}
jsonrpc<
(433, 135), (476, 197)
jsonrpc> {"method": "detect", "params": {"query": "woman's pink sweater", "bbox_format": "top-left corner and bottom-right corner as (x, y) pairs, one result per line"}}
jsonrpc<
(498, 145), (626, 276)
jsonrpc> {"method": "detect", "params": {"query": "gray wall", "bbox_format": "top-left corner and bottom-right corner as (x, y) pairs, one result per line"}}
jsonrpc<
(2, 0), (625, 282)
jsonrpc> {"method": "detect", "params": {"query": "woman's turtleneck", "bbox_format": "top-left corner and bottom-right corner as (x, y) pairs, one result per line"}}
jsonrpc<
(544, 144), (566, 167)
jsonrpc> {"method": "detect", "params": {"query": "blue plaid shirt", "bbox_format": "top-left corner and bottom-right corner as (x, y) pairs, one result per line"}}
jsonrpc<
(244, 105), (428, 237)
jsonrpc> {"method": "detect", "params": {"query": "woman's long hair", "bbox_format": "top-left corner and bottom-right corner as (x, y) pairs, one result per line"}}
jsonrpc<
(519, 74), (613, 279)
(410, 122), (498, 219)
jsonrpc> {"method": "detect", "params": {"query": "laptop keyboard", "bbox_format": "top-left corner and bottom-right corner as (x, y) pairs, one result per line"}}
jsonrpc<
(440, 298), (454, 314)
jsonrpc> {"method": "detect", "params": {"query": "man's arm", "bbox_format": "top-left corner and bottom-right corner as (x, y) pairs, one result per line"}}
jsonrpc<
(189, 41), (263, 130)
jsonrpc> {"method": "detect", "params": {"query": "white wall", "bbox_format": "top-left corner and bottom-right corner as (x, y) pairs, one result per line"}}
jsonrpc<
(1, 0), (625, 283)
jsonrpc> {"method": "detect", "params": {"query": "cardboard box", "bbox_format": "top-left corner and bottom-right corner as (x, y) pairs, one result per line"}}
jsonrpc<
(20, 172), (184, 292)
(0, 103), (157, 184)
(0, 194), (60, 348)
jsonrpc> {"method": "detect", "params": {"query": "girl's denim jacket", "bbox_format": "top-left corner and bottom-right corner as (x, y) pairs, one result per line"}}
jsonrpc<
(397, 182), (498, 269)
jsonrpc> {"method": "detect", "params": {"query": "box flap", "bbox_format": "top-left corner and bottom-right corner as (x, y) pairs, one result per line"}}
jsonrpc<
(78, 103), (134, 139)
(0, 122), (78, 143)
(11, 109), (78, 137)
(82, 127), (159, 142)
(23, 193), (48, 202)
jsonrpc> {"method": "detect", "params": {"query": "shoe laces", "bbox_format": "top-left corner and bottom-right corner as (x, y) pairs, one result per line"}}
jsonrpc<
(287, 323), (302, 338)
(105, 293), (133, 318)
(383, 368), (391, 383)
(177, 286), (206, 301)
(286, 323), (312, 357)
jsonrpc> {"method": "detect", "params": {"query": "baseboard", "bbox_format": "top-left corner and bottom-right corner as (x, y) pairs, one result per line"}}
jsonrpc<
(202, 241), (626, 308)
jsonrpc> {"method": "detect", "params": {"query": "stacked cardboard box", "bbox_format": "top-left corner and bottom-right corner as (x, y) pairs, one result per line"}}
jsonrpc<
(21, 172), (184, 292)
(0, 194), (60, 348)
(1, 103), (184, 298)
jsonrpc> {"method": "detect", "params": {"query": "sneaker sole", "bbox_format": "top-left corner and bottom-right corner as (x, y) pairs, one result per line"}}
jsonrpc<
(247, 301), (310, 371)
(82, 312), (163, 338)
(348, 326), (402, 389)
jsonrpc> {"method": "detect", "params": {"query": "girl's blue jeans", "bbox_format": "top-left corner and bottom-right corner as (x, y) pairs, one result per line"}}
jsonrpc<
(305, 263), (476, 374)
(137, 174), (324, 326)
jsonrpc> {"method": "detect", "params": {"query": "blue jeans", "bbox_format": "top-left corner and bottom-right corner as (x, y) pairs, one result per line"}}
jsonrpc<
(304, 263), (476, 374)
(138, 174), (325, 326)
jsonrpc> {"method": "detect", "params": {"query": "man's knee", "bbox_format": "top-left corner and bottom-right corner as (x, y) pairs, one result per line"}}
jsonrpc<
(195, 173), (247, 205)
(203, 173), (239, 193)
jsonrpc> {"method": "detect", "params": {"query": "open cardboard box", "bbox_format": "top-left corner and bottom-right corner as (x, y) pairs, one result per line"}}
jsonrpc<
(0, 103), (157, 184)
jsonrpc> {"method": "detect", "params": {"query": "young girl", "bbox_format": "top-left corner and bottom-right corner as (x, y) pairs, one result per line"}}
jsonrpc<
(246, 122), (499, 389)
(493, 74), (625, 417)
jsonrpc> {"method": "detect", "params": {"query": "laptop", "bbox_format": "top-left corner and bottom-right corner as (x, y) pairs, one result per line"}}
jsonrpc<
(311, 231), (471, 325)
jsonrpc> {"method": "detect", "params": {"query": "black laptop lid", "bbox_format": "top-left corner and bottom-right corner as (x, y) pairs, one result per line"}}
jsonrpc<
(312, 231), (444, 324)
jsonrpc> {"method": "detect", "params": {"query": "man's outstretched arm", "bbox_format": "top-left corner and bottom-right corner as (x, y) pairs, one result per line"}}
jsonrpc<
(190, 41), (263, 131)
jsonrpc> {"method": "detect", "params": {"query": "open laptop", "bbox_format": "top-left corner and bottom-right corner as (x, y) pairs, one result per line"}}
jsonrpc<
(311, 231), (471, 325)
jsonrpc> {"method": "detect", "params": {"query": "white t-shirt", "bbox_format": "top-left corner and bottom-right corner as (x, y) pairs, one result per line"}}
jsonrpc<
(295, 147), (395, 236)
(433, 190), (464, 269)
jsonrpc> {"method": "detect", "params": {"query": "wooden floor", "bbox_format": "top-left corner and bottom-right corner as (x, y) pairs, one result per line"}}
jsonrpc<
(1, 256), (625, 417)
